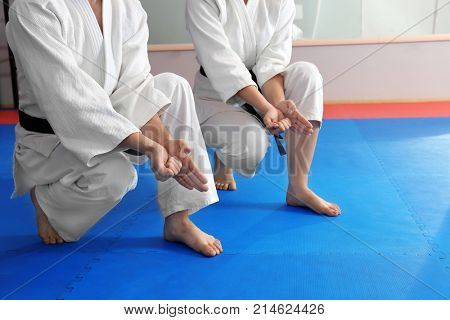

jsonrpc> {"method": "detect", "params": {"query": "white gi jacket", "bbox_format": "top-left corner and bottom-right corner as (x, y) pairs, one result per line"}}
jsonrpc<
(186, 0), (296, 119)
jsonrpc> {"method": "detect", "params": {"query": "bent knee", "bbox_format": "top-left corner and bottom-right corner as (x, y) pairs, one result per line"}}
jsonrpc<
(286, 62), (323, 85)
(157, 72), (191, 93)
(98, 155), (137, 203)
(218, 125), (269, 170)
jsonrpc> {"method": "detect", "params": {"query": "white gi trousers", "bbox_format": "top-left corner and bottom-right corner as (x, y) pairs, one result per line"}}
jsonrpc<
(197, 62), (324, 177)
(13, 73), (218, 242)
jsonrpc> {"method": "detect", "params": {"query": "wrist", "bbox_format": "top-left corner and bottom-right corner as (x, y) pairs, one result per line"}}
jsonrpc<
(259, 102), (276, 114)
(143, 139), (160, 155)
(270, 99), (286, 110)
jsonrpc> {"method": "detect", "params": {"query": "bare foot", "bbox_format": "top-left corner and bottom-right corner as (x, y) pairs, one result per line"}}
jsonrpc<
(286, 187), (341, 217)
(164, 211), (223, 257)
(214, 153), (237, 191)
(31, 188), (65, 245)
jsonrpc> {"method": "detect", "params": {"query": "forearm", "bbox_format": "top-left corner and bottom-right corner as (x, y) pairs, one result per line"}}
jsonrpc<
(237, 85), (274, 114)
(261, 74), (286, 107)
(117, 131), (158, 154)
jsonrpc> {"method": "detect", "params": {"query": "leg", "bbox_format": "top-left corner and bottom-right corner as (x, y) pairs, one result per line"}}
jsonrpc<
(153, 73), (222, 256)
(284, 62), (341, 216)
(31, 187), (64, 244)
(201, 110), (270, 190)
(33, 152), (137, 242)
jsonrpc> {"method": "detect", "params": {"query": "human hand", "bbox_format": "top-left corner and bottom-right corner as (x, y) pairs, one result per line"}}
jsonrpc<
(166, 139), (209, 192)
(146, 143), (182, 182)
(263, 106), (293, 135)
(275, 100), (314, 135)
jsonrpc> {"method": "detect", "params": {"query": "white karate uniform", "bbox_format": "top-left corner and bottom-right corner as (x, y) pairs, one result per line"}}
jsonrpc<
(7, 0), (218, 241)
(186, 0), (324, 177)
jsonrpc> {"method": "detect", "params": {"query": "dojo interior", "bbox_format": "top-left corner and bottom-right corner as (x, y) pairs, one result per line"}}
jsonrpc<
(1, 0), (449, 300)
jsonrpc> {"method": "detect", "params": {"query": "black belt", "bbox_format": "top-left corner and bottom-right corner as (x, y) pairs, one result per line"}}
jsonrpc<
(200, 67), (286, 156)
(18, 110), (142, 156)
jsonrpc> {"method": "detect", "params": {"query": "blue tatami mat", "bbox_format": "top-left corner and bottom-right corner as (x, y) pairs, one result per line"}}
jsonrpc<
(0, 118), (449, 300)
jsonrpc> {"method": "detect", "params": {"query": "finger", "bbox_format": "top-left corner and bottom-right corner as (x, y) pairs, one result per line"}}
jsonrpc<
(166, 164), (179, 176)
(289, 125), (303, 135)
(282, 117), (292, 127)
(186, 172), (209, 192)
(187, 159), (208, 185)
(293, 113), (313, 131)
(167, 157), (182, 175)
(281, 101), (313, 131)
(292, 120), (313, 135)
(180, 175), (196, 190)
(280, 119), (292, 131)
(184, 169), (208, 192)
(175, 176), (194, 190)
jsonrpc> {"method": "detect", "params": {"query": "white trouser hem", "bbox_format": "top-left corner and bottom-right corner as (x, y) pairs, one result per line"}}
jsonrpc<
(161, 196), (219, 219)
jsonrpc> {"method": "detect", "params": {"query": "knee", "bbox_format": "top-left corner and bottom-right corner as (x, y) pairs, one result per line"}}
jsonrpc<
(157, 73), (192, 96)
(287, 62), (323, 86)
(99, 155), (137, 203)
(218, 125), (269, 174)
(244, 126), (270, 164)
(157, 73), (196, 115)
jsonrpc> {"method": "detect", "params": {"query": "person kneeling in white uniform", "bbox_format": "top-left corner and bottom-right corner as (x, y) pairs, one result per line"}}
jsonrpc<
(6, 0), (222, 256)
(186, 0), (340, 216)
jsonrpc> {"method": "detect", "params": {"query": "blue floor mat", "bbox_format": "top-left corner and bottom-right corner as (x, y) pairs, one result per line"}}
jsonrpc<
(0, 118), (449, 300)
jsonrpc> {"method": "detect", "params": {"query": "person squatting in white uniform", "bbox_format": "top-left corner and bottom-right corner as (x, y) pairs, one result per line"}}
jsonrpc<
(6, 0), (223, 257)
(187, 0), (341, 216)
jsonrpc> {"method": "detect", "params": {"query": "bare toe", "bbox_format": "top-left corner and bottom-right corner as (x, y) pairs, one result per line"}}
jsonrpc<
(213, 239), (223, 252)
(202, 244), (217, 257)
(211, 243), (220, 255)
(332, 203), (341, 213)
(214, 155), (237, 192)
(42, 236), (50, 245)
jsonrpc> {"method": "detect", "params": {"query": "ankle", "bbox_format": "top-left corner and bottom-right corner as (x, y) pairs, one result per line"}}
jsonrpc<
(288, 183), (309, 194)
(165, 210), (189, 225)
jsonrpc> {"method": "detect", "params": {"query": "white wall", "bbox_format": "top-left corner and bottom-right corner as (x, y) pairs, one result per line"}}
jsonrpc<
(149, 41), (450, 103)
(436, 0), (450, 33)
(362, 0), (435, 37)
(298, 0), (363, 39)
(1, 1), (449, 106)
(143, 0), (191, 44)
(144, 0), (450, 43)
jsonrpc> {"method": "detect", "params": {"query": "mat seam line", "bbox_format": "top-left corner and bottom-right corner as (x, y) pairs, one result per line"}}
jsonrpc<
(56, 202), (153, 300)
(353, 120), (450, 284)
